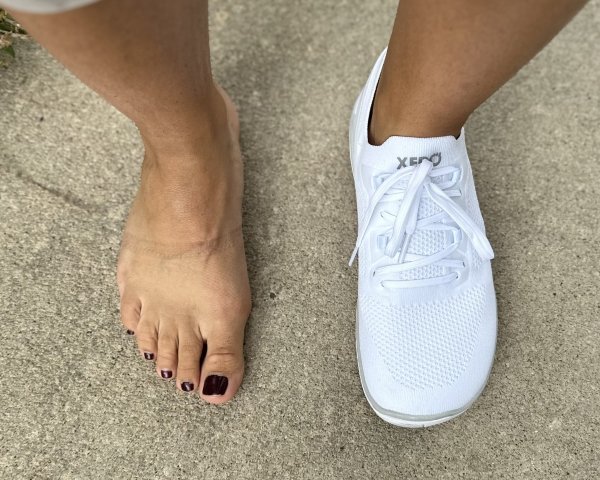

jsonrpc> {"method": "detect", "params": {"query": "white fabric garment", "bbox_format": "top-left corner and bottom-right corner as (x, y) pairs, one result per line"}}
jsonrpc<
(0, 0), (98, 14)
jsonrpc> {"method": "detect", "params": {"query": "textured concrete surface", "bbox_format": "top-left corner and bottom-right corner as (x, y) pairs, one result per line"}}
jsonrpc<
(1, 1), (599, 479)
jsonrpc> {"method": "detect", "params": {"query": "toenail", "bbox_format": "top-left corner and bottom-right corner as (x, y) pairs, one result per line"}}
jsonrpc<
(202, 375), (228, 396)
(126, 329), (135, 335)
(181, 382), (194, 392)
(160, 370), (173, 379)
(144, 352), (155, 360)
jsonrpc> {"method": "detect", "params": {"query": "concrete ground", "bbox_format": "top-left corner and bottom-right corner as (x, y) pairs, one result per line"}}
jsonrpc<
(1, 1), (599, 478)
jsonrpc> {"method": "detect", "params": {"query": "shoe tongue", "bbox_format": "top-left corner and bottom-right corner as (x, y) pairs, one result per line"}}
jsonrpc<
(362, 129), (466, 174)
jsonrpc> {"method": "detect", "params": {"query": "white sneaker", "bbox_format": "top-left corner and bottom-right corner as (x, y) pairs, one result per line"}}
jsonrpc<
(349, 49), (497, 428)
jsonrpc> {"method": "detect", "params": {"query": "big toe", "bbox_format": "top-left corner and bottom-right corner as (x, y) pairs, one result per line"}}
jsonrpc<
(200, 325), (245, 405)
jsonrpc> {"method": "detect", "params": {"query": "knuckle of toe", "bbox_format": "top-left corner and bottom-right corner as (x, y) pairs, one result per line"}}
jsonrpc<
(158, 333), (178, 347)
(136, 334), (156, 349)
(207, 352), (243, 373)
(120, 313), (136, 327)
(178, 342), (202, 357)
(157, 351), (177, 364)
(120, 300), (140, 316)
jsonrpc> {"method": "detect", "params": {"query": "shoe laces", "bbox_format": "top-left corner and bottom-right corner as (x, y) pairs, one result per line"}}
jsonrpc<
(349, 160), (494, 288)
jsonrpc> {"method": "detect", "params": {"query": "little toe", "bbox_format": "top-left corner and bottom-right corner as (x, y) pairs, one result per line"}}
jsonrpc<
(200, 327), (244, 405)
(176, 325), (203, 393)
(156, 324), (178, 380)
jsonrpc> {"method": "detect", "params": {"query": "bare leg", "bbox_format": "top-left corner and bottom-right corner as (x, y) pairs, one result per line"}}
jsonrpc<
(371, 0), (588, 143)
(8, 0), (251, 404)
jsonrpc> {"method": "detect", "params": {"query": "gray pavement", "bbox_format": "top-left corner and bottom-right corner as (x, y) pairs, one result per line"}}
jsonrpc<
(1, 1), (599, 478)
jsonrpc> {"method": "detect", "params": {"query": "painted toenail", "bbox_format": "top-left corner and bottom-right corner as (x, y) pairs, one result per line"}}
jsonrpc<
(126, 329), (134, 335)
(160, 370), (172, 379)
(202, 375), (228, 396)
(144, 352), (155, 360)
(181, 382), (194, 392)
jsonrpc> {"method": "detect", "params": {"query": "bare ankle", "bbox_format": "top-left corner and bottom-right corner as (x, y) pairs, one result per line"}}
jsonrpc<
(370, 83), (465, 144)
(136, 82), (233, 162)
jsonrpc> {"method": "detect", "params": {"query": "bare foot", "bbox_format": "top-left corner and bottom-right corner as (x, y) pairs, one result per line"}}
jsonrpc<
(117, 85), (251, 404)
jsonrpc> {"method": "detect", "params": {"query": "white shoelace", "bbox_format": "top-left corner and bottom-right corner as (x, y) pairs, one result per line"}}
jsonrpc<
(349, 160), (494, 288)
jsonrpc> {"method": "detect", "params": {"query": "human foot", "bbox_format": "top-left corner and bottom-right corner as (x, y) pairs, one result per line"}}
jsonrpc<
(117, 84), (251, 404)
(350, 50), (497, 427)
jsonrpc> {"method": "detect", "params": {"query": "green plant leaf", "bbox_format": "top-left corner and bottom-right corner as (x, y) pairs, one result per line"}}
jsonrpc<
(1, 44), (15, 58)
(0, 9), (26, 34)
(0, 20), (13, 33)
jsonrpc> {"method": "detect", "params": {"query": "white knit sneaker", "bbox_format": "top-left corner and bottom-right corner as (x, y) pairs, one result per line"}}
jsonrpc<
(349, 49), (497, 427)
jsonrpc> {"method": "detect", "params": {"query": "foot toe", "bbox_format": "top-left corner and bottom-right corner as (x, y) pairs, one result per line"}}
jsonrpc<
(200, 329), (244, 405)
(176, 325), (203, 393)
(156, 324), (178, 380)
(135, 316), (158, 361)
(120, 292), (141, 333)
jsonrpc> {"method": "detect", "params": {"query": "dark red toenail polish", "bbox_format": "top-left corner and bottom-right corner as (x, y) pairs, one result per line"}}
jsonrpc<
(181, 382), (194, 392)
(126, 329), (134, 335)
(203, 375), (228, 396)
(160, 370), (172, 379)
(144, 352), (154, 360)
